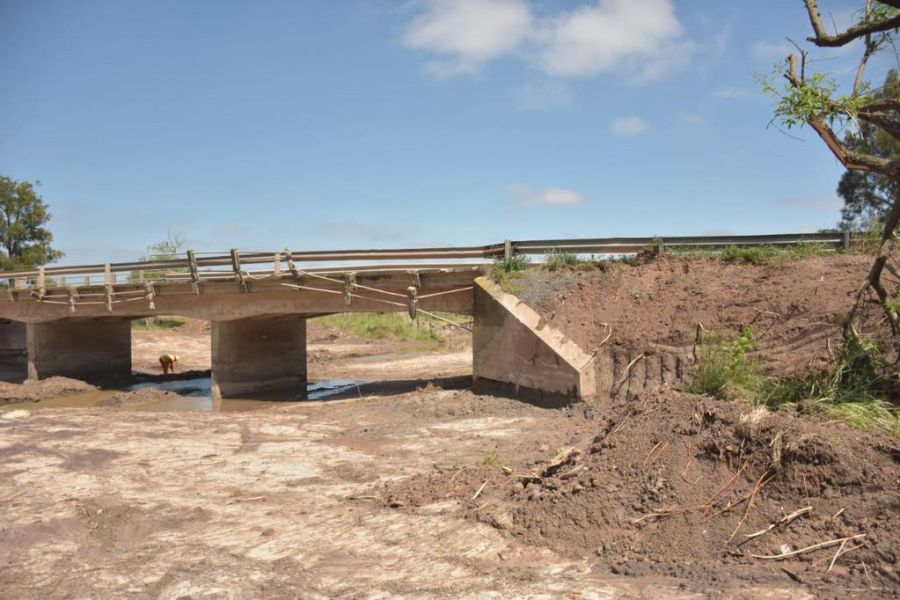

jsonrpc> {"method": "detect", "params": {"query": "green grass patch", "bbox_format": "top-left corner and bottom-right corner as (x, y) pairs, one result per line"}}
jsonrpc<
(491, 253), (529, 293)
(688, 329), (899, 437)
(482, 451), (504, 467)
(314, 312), (445, 342)
(545, 249), (580, 271)
(659, 243), (836, 265)
(132, 316), (188, 331)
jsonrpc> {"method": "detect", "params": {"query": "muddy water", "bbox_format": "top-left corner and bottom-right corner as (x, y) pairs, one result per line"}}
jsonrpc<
(0, 377), (373, 413)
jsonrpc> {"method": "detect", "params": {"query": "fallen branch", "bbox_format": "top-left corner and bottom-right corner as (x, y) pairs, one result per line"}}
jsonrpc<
(558, 465), (585, 480)
(741, 506), (813, 543)
(471, 481), (488, 501)
(811, 540), (869, 569)
(346, 495), (382, 501)
(781, 567), (805, 584)
(642, 441), (665, 469)
(702, 461), (749, 513)
(449, 466), (469, 483)
(728, 469), (774, 542)
(751, 534), (867, 560)
(828, 538), (848, 572)
(612, 353), (645, 394)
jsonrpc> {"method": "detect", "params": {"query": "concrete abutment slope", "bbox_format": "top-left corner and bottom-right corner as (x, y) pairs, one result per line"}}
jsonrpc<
(472, 277), (596, 404)
(211, 317), (307, 399)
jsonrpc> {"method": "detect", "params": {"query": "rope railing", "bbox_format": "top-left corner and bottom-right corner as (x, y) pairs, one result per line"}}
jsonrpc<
(0, 231), (853, 293)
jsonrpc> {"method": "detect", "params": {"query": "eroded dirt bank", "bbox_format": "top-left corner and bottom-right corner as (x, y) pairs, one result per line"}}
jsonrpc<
(515, 255), (886, 399)
(383, 388), (900, 598)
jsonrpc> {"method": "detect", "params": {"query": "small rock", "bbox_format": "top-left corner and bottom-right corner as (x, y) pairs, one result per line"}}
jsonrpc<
(0, 409), (29, 420)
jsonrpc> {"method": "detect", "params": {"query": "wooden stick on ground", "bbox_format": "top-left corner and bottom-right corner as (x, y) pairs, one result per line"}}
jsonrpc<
(612, 353), (645, 394)
(728, 469), (773, 542)
(742, 506), (812, 542)
(811, 540), (868, 569)
(828, 539), (848, 572)
(642, 441), (665, 469)
(471, 481), (487, 501)
(751, 534), (867, 560)
(702, 461), (749, 513)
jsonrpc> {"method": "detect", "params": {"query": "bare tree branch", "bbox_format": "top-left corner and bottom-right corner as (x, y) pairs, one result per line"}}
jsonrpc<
(854, 1), (877, 94)
(857, 112), (900, 141)
(804, 0), (900, 47)
(784, 54), (898, 175)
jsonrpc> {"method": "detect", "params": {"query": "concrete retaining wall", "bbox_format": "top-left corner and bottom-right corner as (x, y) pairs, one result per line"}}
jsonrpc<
(473, 277), (596, 403)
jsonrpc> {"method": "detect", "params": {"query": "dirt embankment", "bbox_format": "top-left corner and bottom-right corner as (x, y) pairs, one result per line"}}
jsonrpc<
(516, 255), (880, 400)
(0, 377), (96, 406)
(383, 389), (900, 597)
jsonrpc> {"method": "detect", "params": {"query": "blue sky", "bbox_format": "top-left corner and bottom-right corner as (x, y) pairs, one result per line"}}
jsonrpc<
(1, 0), (894, 264)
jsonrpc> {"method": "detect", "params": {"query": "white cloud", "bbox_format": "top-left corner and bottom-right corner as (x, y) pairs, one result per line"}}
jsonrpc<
(610, 115), (650, 136)
(402, 0), (533, 76)
(402, 0), (695, 82)
(536, 0), (686, 79)
(508, 185), (585, 206)
(711, 86), (747, 99)
(514, 80), (573, 110)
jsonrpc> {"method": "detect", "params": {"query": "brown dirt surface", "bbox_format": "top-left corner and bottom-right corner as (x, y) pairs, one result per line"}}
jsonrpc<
(513, 255), (888, 398)
(382, 388), (900, 598)
(0, 376), (96, 405)
(549, 255), (869, 357)
(3, 388), (766, 599)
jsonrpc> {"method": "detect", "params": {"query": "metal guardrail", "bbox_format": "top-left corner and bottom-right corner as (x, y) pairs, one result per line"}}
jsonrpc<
(0, 231), (852, 291)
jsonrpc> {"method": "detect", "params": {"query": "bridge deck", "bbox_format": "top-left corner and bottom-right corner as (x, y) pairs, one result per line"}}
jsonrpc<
(0, 265), (485, 323)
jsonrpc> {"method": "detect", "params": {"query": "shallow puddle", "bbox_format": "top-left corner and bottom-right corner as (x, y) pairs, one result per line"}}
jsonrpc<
(0, 377), (372, 413)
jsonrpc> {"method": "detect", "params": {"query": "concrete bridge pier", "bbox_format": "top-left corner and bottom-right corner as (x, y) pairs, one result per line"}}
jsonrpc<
(0, 320), (26, 355)
(26, 318), (132, 381)
(211, 316), (307, 399)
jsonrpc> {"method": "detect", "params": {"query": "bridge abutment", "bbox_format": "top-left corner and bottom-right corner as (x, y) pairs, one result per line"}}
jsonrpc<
(473, 277), (596, 405)
(27, 318), (132, 381)
(211, 316), (307, 399)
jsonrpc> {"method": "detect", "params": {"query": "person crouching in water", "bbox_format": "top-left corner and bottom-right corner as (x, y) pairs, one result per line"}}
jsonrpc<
(159, 354), (179, 375)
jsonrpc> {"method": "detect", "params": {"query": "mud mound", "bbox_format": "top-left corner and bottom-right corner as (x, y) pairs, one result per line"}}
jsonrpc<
(517, 255), (884, 399)
(383, 390), (900, 595)
(173, 318), (210, 336)
(0, 377), (96, 405)
(96, 387), (189, 408)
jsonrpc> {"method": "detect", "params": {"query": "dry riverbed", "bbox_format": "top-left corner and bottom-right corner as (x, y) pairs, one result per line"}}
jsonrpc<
(0, 318), (890, 598)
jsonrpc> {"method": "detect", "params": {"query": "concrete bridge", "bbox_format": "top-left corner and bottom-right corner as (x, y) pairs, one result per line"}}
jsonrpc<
(0, 233), (849, 401)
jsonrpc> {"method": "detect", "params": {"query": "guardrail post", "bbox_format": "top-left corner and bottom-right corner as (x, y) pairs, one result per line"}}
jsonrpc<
(36, 267), (46, 301)
(187, 249), (200, 294)
(842, 230), (851, 250)
(504, 239), (512, 263)
(230, 248), (247, 293)
(104, 263), (114, 312)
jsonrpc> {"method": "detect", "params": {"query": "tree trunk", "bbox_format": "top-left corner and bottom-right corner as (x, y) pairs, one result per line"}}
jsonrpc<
(844, 184), (900, 338)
